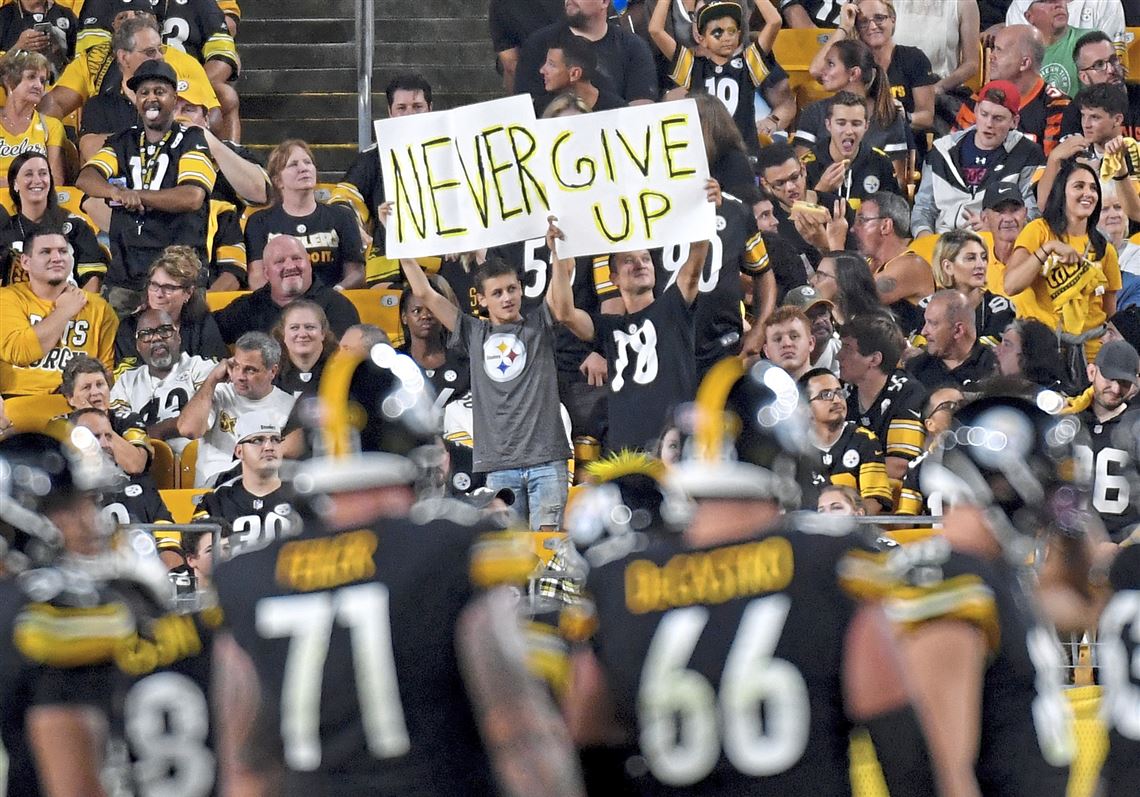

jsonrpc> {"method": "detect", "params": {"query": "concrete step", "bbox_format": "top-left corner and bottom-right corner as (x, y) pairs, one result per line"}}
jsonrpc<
(241, 90), (504, 117)
(244, 117), (357, 142)
(240, 42), (356, 70)
(241, 0), (353, 21)
(239, 65), (501, 97)
(240, 19), (354, 44)
(376, 40), (492, 67)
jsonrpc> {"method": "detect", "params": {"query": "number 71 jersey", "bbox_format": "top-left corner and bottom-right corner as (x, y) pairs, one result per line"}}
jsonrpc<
(582, 522), (871, 795)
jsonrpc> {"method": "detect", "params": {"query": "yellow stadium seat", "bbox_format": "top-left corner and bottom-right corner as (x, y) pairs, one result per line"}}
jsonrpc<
(343, 288), (404, 346)
(1125, 27), (1140, 76)
(205, 290), (249, 312)
(179, 439), (199, 488)
(149, 439), (177, 490)
(159, 488), (211, 524)
(773, 28), (834, 116)
(4, 394), (73, 433)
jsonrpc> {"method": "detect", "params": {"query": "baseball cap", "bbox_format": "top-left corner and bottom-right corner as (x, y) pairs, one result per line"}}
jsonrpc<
(127, 59), (177, 92)
(697, 1), (743, 31)
(1095, 339), (1140, 386)
(782, 285), (834, 312)
(977, 80), (1021, 117)
(234, 411), (282, 445)
(982, 182), (1026, 211)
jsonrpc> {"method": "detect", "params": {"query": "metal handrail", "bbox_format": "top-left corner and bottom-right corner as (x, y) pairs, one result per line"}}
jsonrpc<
(355, 0), (375, 149)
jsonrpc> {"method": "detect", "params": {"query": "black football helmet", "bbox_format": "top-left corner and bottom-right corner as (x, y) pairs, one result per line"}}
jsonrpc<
(670, 357), (809, 506)
(293, 344), (442, 497)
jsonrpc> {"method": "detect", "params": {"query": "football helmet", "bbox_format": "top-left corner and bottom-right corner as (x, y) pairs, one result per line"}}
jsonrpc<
(293, 343), (442, 497)
(670, 357), (809, 506)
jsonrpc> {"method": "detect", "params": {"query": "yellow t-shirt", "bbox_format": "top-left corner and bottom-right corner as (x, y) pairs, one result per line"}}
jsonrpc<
(0, 111), (64, 184)
(0, 280), (117, 396)
(986, 256), (1045, 320)
(55, 44), (220, 111)
(1012, 218), (1122, 358)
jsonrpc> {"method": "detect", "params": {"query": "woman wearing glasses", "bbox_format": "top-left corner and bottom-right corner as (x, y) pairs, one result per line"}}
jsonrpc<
(0, 152), (106, 289)
(113, 245), (227, 370)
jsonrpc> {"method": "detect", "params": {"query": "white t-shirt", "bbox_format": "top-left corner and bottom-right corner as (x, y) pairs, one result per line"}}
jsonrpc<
(1006, 0), (1124, 48)
(196, 383), (295, 487)
(110, 353), (217, 456)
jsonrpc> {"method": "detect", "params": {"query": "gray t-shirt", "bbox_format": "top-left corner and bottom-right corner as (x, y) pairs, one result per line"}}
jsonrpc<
(450, 305), (569, 472)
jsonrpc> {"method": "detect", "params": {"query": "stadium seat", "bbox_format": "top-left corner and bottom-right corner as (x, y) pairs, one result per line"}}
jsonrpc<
(149, 439), (177, 490)
(773, 28), (834, 114)
(343, 288), (405, 345)
(909, 230), (994, 266)
(159, 488), (211, 524)
(4, 394), (73, 433)
(205, 290), (249, 312)
(179, 439), (199, 488)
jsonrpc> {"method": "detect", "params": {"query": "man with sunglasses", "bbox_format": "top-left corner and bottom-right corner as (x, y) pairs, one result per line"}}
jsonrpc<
(109, 307), (217, 456)
(799, 366), (892, 514)
(1072, 29), (1140, 140)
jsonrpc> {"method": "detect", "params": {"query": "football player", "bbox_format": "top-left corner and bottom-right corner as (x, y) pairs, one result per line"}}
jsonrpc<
(211, 346), (585, 797)
(562, 358), (936, 796)
(1098, 537), (1140, 796)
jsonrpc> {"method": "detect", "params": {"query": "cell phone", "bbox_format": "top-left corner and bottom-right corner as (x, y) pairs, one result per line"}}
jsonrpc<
(33, 22), (52, 34)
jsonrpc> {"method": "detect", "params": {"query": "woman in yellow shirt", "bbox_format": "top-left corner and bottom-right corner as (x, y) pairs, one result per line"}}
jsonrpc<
(0, 50), (63, 187)
(1003, 159), (1121, 364)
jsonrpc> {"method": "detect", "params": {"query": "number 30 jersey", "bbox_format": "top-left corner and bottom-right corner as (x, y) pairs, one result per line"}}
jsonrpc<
(195, 480), (296, 557)
(213, 512), (509, 796)
(582, 521), (871, 795)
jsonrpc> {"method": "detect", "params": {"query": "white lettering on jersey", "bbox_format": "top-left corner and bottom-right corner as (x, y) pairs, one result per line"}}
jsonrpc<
(611, 321), (659, 392)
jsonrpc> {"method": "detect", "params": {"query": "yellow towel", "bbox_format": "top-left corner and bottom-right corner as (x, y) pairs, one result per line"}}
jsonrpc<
(1044, 257), (1108, 336)
(1100, 137), (1140, 180)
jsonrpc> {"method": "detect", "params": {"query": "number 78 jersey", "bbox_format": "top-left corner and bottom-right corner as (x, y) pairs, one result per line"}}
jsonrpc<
(582, 523), (872, 795)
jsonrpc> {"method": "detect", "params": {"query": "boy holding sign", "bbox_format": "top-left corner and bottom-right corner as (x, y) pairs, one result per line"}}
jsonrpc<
(400, 251), (570, 531)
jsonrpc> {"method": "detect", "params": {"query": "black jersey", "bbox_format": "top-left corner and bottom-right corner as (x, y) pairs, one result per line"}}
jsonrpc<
(1099, 541), (1140, 797)
(657, 195), (769, 373)
(331, 145), (384, 247)
(882, 538), (1073, 795)
(584, 519), (874, 795)
(104, 608), (219, 797)
(195, 479), (296, 557)
(847, 368), (927, 465)
(778, 0), (844, 26)
(155, 0), (236, 70)
(244, 202), (364, 289)
(102, 473), (174, 526)
(668, 42), (784, 157)
(905, 341), (997, 391)
(86, 123), (216, 291)
(213, 512), (505, 796)
(917, 290), (1015, 347)
(802, 422), (893, 511)
(593, 285), (697, 452)
(1075, 405), (1140, 542)
(802, 143), (902, 205)
(897, 446), (946, 517)
(0, 569), (130, 797)
(396, 345), (471, 408)
(0, 210), (107, 288)
(0, 1), (77, 63)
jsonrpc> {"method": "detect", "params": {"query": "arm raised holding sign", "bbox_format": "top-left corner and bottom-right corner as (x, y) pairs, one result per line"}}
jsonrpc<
(401, 257), (460, 333)
(546, 217), (596, 343)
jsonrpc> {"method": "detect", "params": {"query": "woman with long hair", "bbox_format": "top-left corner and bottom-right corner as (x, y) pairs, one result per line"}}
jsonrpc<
(245, 139), (364, 291)
(1004, 158), (1121, 364)
(0, 151), (106, 288)
(692, 92), (755, 199)
(923, 228), (1016, 345)
(113, 245), (227, 369)
(810, 250), (888, 325)
(0, 50), (64, 186)
(801, 38), (909, 185)
(851, 0), (936, 133)
(993, 318), (1070, 392)
(272, 299), (337, 397)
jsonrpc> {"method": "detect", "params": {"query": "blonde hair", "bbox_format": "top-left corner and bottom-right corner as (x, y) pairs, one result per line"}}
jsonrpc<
(543, 91), (591, 118)
(267, 139), (316, 200)
(817, 484), (865, 514)
(932, 229), (986, 290)
(0, 50), (49, 92)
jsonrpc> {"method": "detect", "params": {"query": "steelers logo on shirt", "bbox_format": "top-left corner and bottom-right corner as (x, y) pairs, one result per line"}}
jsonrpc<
(843, 449), (860, 468)
(483, 333), (527, 382)
(863, 175), (880, 194)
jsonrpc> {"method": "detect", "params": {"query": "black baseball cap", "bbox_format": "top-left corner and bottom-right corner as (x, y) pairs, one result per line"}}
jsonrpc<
(127, 59), (177, 92)
(982, 182), (1025, 211)
(697, 1), (743, 31)
(1095, 339), (1140, 386)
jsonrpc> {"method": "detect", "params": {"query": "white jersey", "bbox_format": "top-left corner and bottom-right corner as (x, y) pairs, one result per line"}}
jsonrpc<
(196, 383), (295, 487)
(109, 353), (217, 455)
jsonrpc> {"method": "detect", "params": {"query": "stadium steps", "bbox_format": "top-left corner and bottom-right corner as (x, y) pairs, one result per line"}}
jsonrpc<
(237, 0), (501, 182)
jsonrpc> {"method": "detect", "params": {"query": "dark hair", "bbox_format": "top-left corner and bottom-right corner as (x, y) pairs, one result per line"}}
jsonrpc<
(693, 92), (749, 164)
(798, 366), (839, 390)
(8, 152), (64, 223)
(552, 33), (597, 82)
(828, 90), (867, 116)
(1008, 318), (1069, 388)
(1041, 159), (1107, 261)
(182, 528), (214, 558)
(735, 183), (765, 205)
(839, 313), (905, 374)
(826, 250), (885, 321)
(60, 354), (110, 399)
(385, 73), (433, 108)
(21, 224), (67, 255)
(398, 279), (451, 350)
(755, 141), (799, 185)
(831, 39), (897, 128)
(1073, 29), (1114, 63)
(68, 406), (110, 425)
(1076, 82), (1127, 117)
(472, 256), (519, 294)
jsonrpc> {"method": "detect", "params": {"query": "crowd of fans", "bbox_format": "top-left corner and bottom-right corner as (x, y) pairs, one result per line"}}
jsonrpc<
(0, 0), (1138, 551)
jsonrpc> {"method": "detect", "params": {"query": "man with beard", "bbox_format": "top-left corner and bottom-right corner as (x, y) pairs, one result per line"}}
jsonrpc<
(76, 59), (216, 315)
(213, 235), (359, 343)
(1072, 30), (1140, 139)
(514, 0), (658, 114)
(803, 92), (901, 205)
(110, 307), (217, 456)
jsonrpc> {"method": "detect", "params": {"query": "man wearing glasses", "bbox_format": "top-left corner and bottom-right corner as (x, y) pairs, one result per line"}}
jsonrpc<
(110, 307), (217, 456)
(1073, 29), (1140, 140)
(194, 411), (294, 558)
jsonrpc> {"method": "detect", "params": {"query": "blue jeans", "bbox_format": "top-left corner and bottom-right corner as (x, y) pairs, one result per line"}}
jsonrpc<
(485, 460), (568, 530)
